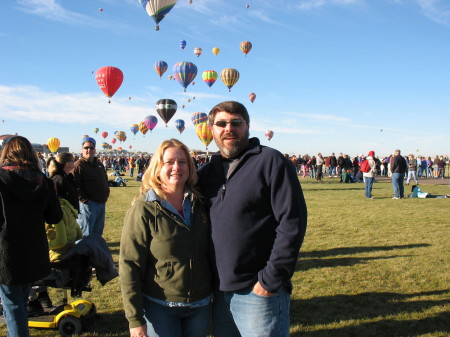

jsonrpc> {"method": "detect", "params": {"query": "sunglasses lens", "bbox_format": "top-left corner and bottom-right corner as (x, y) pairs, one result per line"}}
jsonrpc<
(231, 120), (243, 127)
(215, 121), (227, 127)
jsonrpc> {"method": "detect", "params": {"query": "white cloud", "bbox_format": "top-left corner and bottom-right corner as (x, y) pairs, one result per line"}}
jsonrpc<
(415, 0), (450, 26)
(16, 0), (95, 25)
(0, 85), (156, 126)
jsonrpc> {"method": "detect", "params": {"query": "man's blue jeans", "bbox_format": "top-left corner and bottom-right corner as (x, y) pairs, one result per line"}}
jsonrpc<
(364, 177), (374, 198)
(77, 200), (106, 237)
(143, 297), (211, 337)
(392, 172), (405, 198)
(213, 286), (291, 337)
(0, 283), (31, 337)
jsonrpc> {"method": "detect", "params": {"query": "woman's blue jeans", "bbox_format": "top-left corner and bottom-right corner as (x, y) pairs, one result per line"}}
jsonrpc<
(0, 283), (31, 337)
(143, 297), (211, 337)
(212, 286), (291, 337)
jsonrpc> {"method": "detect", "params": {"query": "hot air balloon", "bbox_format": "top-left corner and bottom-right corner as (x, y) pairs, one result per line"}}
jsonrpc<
(130, 124), (139, 136)
(191, 112), (208, 126)
(102, 142), (108, 150)
(194, 47), (202, 57)
(129, 145), (133, 149)
(99, 8), (103, 12)
(212, 47), (220, 56)
(139, 121), (149, 136)
(168, 75), (173, 80)
(196, 123), (213, 151)
(154, 60), (168, 78)
(180, 40), (186, 50)
(249, 92), (256, 103)
(101, 131), (108, 139)
(265, 130), (274, 141)
(220, 68), (240, 92)
(96, 66), (123, 103)
(187, 98), (191, 103)
(202, 70), (218, 89)
(93, 128), (99, 134)
(117, 147), (123, 152)
(173, 61), (197, 92)
(111, 138), (117, 144)
(156, 99), (177, 127)
(144, 115), (158, 132)
(138, 0), (178, 31)
(116, 131), (127, 142)
(47, 137), (60, 153)
(240, 41), (252, 56)
(175, 119), (185, 134)
(181, 104), (185, 109)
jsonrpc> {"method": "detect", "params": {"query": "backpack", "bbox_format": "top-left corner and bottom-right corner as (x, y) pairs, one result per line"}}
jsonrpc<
(360, 160), (370, 173)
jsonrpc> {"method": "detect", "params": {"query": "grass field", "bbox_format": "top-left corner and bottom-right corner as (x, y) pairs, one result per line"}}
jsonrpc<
(2, 175), (449, 336)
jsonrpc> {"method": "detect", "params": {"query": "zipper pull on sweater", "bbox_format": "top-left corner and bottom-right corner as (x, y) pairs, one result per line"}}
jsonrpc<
(221, 184), (226, 201)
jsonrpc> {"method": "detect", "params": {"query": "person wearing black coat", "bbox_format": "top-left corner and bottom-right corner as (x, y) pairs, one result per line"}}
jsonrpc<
(0, 136), (62, 337)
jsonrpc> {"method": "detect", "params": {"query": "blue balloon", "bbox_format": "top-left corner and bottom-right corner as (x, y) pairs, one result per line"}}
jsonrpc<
(172, 61), (197, 92)
(175, 119), (185, 134)
(180, 40), (186, 50)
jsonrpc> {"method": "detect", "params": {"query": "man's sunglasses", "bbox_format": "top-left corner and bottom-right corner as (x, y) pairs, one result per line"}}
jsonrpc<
(213, 119), (244, 128)
(83, 146), (95, 150)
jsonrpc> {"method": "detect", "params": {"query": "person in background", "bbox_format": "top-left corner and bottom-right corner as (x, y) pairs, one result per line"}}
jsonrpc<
(0, 136), (62, 337)
(120, 139), (212, 337)
(74, 137), (110, 237)
(316, 153), (324, 182)
(390, 149), (407, 199)
(198, 101), (307, 337)
(363, 151), (377, 199)
(128, 156), (136, 177)
(407, 185), (449, 198)
(406, 154), (418, 185)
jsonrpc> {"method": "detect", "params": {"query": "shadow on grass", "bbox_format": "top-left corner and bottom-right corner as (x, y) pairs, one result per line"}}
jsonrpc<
(85, 309), (129, 336)
(300, 244), (431, 258)
(295, 255), (410, 271)
(108, 241), (121, 255)
(290, 290), (450, 336)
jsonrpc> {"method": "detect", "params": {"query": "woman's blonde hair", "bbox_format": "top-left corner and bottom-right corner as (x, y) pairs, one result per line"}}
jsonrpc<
(135, 139), (199, 202)
(47, 152), (74, 177)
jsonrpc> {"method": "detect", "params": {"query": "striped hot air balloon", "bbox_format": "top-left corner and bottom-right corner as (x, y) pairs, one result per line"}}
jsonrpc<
(154, 60), (168, 78)
(139, 121), (148, 136)
(240, 41), (252, 56)
(196, 123), (213, 150)
(249, 92), (256, 103)
(202, 70), (218, 89)
(156, 99), (177, 127)
(220, 68), (240, 92)
(194, 47), (202, 57)
(138, 0), (178, 31)
(173, 61), (197, 92)
(175, 119), (185, 134)
(191, 112), (208, 126)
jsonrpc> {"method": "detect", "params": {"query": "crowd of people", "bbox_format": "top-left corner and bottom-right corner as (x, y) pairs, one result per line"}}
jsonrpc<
(286, 152), (449, 182)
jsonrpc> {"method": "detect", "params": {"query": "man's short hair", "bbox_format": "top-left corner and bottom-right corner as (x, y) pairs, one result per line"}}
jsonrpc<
(208, 101), (250, 126)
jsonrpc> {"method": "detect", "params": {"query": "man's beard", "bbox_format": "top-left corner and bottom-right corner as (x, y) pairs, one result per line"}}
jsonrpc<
(216, 130), (249, 159)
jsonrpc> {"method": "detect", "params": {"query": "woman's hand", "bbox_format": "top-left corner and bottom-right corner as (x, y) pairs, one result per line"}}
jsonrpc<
(130, 325), (148, 337)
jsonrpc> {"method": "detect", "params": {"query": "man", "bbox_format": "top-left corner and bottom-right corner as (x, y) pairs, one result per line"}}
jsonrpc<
(390, 149), (407, 199)
(329, 152), (337, 177)
(74, 136), (110, 237)
(316, 153), (324, 181)
(363, 151), (377, 199)
(197, 101), (308, 337)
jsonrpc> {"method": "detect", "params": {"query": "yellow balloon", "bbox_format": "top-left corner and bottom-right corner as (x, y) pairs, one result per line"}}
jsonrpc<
(47, 137), (60, 153)
(212, 47), (220, 56)
(196, 123), (213, 148)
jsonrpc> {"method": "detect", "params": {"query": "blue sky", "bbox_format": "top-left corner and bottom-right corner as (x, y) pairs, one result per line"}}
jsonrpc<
(1, 0), (449, 157)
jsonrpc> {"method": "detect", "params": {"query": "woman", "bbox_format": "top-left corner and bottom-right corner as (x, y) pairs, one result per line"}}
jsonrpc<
(120, 139), (212, 337)
(407, 185), (449, 199)
(29, 153), (82, 309)
(48, 152), (79, 212)
(0, 136), (62, 337)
